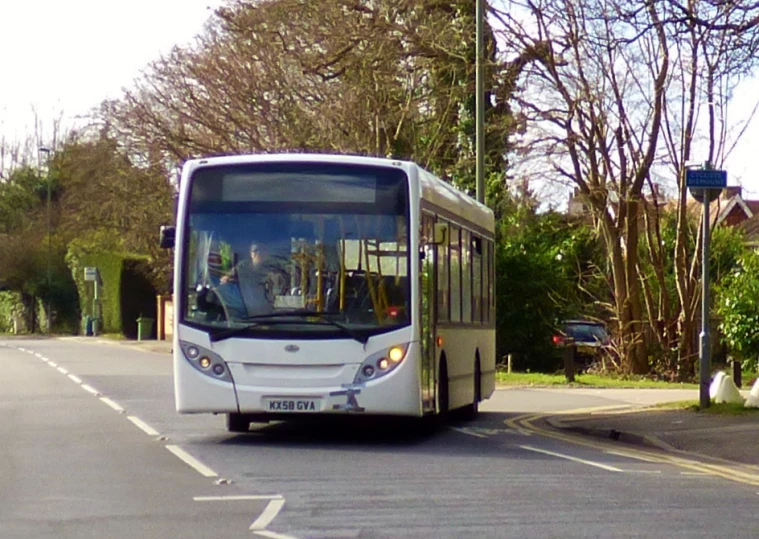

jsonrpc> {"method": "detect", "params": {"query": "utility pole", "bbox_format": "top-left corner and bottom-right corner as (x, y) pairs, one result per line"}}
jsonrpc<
(38, 146), (52, 333)
(475, 0), (485, 204)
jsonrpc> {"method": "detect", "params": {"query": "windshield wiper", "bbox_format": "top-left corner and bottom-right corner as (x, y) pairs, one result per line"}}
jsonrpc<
(209, 321), (264, 342)
(305, 313), (370, 345)
(208, 310), (369, 344)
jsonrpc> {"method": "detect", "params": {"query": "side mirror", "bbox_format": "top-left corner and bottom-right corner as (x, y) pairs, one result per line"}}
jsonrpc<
(160, 225), (176, 249)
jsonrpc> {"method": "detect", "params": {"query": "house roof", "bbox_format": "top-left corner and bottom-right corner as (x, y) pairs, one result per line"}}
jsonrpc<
(738, 213), (759, 243)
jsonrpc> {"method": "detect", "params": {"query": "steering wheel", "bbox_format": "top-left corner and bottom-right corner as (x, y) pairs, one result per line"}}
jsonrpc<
(195, 283), (231, 323)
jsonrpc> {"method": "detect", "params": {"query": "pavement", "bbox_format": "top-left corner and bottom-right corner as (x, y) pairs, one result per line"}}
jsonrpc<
(35, 335), (759, 468)
(544, 403), (759, 467)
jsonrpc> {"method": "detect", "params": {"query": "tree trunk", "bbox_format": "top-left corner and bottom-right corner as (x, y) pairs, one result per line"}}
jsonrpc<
(21, 293), (36, 334)
(624, 198), (649, 374)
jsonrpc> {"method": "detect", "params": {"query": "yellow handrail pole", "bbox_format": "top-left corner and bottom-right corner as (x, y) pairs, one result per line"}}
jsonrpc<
(315, 241), (324, 312)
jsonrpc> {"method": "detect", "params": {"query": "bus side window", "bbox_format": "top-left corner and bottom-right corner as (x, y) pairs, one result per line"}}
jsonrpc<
(461, 229), (472, 324)
(436, 219), (449, 322)
(449, 225), (461, 323)
(472, 235), (482, 324)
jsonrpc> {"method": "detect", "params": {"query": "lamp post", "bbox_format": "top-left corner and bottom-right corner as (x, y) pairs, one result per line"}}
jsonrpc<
(38, 146), (52, 333)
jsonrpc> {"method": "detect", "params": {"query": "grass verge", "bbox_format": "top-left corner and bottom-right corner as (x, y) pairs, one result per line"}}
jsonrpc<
(496, 371), (699, 389)
(653, 400), (759, 414)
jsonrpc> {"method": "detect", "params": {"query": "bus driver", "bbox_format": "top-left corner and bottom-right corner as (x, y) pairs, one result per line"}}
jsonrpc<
(220, 241), (287, 316)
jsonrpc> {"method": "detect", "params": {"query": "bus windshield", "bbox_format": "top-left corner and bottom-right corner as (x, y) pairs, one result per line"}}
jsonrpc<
(181, 162), (410, 338)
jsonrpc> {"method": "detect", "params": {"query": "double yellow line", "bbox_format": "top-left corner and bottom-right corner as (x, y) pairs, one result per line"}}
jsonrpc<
(506, 407), (759, 487)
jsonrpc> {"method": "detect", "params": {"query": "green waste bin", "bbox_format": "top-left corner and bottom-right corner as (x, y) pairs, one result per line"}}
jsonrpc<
(82, 316), (93, 336)
(136, 317), (154, 341)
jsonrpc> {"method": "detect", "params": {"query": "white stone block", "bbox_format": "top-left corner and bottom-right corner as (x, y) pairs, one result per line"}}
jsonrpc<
(714, 375), (744, 404)
(745, 378), (759, 408)
(709, 371), (726, 400)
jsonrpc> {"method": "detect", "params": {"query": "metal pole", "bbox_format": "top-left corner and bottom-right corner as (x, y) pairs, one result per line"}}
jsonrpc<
(38, 147), (52, 333)
(699, 190), (711, 409)
(46, 160), (51, 332)
(475, 0), (485, 204)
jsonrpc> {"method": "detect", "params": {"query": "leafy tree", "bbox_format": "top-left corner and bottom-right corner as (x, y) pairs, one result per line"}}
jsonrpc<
(496, 200), (605, 371)
(716, 249), (759, 372)
(53, 133), (174, 292)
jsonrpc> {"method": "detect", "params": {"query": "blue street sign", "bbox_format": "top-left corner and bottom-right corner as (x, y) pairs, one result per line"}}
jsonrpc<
(686, 169), (727, 188)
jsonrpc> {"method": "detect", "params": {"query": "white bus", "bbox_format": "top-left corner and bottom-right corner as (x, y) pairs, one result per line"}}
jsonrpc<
(160, 153), (496, 432)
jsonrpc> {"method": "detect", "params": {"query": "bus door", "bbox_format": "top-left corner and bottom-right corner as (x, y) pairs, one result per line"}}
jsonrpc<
(420, 213), (436, 413)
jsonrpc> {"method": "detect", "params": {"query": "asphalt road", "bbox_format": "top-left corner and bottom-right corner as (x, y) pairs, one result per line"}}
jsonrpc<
(3, 337), (759, 538)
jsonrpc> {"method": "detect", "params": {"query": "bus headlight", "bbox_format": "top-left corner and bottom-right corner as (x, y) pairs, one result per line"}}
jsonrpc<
(179, 341), (233, 382)
(354, 343), (409, 384)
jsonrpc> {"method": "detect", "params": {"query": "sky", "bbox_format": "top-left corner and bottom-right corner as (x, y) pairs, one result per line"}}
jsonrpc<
(0, 0), (222, 150)
(1, 1), (758, 198)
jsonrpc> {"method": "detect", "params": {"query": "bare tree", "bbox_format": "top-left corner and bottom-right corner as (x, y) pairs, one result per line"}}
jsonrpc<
(496, 0), (759, 375)
(102, 0), (522, 199)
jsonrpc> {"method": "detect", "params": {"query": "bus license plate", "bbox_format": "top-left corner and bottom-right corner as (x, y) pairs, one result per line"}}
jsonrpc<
(263, 398), (321, 412)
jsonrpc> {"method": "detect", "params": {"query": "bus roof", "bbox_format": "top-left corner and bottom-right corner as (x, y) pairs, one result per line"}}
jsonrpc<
(182, 153), (495, 234)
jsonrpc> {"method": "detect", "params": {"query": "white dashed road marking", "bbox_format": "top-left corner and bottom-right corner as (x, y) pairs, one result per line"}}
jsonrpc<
(194, 495), (284, 502)
(99, 397), (125, 413)
(250, 499), (286, 531)
(81, 384), (100, 396)
(127, 416), (160, 436)
(520, 445), (624, 472)
(166, 445), (218, 478)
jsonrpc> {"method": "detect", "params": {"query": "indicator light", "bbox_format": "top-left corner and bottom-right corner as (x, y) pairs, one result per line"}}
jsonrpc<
(388, 347), (404, 363)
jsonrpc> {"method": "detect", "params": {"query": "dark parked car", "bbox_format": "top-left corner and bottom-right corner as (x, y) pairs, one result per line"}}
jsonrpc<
(553, 320), (611, 366)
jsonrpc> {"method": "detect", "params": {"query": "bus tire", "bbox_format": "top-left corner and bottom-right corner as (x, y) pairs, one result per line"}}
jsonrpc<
(226, 413), (250, 433)
(462, 358), (481, 421)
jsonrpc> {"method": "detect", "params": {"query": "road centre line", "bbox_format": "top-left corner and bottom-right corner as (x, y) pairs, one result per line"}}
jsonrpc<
(166, 445), (218, 478)
(520, 444), (624, 472)
(254, 530), (300, 539)
(250, 499), (286, 531)
(48, 361), (58, 367)
(194, 495), (284, 502)
(68, 374), (83, 384)
(127, 416), (160, 437)
(100, 397), (125, 412)
(81, 384), (100, 396)
(56, 366), (68, 374)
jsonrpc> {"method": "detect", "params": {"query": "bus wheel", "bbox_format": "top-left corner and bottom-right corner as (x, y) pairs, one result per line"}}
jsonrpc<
(438, 358), (449, 419)
(226, 413), (250, 433)
(462, 359), (481, 421)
